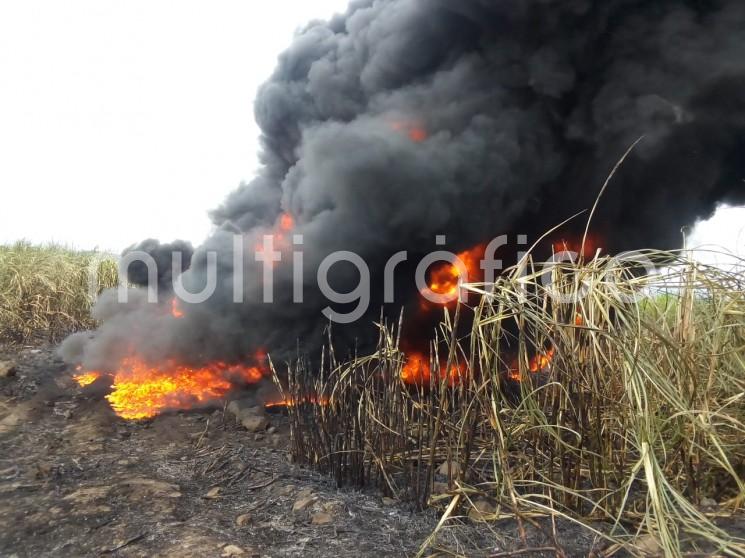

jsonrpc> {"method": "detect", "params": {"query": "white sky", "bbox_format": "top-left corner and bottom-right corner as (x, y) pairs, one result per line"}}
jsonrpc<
(0, 1), (743, 259)
(0, 1), (349, 252)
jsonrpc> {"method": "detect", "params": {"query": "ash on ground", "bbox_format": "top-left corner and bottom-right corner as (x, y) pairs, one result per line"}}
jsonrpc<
(0, 342), (619, 557)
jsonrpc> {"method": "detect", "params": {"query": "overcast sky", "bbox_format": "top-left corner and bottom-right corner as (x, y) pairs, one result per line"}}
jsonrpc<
(0, 1), (743, 260)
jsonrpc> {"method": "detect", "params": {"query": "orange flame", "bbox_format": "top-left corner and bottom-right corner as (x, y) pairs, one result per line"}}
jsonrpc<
(507, 347), (556, 381)
(529, 346), (556, 373)
(256, 212), (295, 257)
(78, 358), (268, 420)
(264, 395), (330, 410)
(73, 371), (102, 387)
(552, 233), (603, 260)
(391, 120), (428, 143)
(401, 352), (465, 386)
(171, 298), (184, 319)
(279, 213), (295, 232)
(401, 353), (430, 384)
(422, 244), (486, 304)
(407, 127), (428, 143)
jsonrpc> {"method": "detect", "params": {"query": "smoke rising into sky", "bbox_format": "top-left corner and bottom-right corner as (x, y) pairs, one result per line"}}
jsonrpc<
(0, 1), (742, 256)
(49, 0), (745, 374)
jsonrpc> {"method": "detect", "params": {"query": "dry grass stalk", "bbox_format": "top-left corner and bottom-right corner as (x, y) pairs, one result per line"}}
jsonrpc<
(0, 242), (118, 342)
(276, 249), (745, 556)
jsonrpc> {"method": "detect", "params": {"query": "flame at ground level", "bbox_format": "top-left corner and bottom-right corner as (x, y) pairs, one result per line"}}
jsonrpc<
(507, 347), (556, 381)
(73, 371), (102, 387)
(264, 395), (330, 410)
(401, 352), (466, 386)
(76, 358), (267, 420)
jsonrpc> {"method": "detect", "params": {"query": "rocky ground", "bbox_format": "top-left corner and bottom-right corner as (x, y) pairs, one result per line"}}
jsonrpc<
(7, 341), (732, 557)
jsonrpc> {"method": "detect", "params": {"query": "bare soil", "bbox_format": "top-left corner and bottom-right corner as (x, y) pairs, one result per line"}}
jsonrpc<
(0, 342), (450, 557)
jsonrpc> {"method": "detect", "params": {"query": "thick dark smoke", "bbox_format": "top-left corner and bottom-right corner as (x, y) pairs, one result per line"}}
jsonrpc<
(61, 0), (745, 370)
(123, 239), (194, 292)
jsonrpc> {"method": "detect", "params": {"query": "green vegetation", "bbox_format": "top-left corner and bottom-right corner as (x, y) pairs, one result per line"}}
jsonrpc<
(277, 250), (745, 557)
(0, 242), (118, 342)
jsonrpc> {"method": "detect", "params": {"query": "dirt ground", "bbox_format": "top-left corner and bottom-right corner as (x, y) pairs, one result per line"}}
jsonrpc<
(0, 342), (445, 557)
(0, 342), (674, 557)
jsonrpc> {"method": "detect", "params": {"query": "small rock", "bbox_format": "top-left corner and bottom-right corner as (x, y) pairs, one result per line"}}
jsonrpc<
(236, 513), (251, 526)
(468, 499), (496, 522)
(204, 487), (221, 499)
(381, 497), (397, 506)
(266, 426), (276, 435)
(311, 511), (333, 525)
(242, 415), (268, 433)
(292, 495), (317, 512)
(296, 488), (314, 498)
(278, 485), (295, 496)
(221, 545), (245, 557)
(700, 497), (718, 508)
(0, 361), (17, 378)
(437, 461), (460, 477)
(270, 434), (283, 448)
(63, 486), (112, 504)
(228, 399), (265, 422)
(226, 399), (246, 416)
(119, 477), (181, 498)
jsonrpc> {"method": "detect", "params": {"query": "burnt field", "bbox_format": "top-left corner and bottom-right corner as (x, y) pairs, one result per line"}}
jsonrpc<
(0, 342), (607, 557)
(5, 2), (745, 555)
(0, 343), (436, 557)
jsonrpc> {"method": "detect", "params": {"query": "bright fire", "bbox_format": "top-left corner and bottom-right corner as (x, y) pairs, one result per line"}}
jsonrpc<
(507, 347), (556, 381)
(74, 358), (266, 421)
(256, 212), (295, 256)
(422, 244), (486, 304)
(73, 371), (102, 387)
(264, 395), (330, 410)
(401, 352), (465, 386)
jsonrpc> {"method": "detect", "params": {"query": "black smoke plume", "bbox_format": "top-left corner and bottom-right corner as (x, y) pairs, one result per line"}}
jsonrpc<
(123, 239), (194, 293)
(61, 0), (745, 370)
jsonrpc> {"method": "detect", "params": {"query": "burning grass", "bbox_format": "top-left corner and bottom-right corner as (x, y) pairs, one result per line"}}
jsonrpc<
(0, 242), (118, 342)
(273, 250), (745, 556)
(74, 358), (267, 420)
